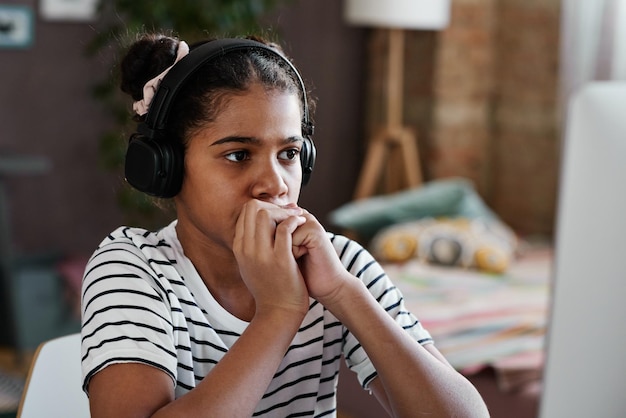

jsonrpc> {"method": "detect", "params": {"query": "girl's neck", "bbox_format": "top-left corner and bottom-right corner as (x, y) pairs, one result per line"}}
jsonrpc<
(176, 222), (255, 321)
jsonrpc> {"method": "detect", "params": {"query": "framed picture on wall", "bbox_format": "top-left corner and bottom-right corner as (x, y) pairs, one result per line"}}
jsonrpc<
(0, 5), (34, 49)
(40, 0), (99, 21)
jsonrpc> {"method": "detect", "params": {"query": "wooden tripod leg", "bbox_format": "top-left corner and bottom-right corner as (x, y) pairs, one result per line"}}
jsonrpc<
(353, 130), (391, 200)
(398, 128), (423, 188)
(353, 29), (425, 200)
(354, 127), (423, 200)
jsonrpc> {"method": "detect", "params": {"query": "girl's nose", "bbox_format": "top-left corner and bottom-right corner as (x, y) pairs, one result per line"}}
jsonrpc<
(250, 159), (289, 200)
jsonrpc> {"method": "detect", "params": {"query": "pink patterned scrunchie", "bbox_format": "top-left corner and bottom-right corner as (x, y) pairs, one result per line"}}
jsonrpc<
(132, 40), (190, 116)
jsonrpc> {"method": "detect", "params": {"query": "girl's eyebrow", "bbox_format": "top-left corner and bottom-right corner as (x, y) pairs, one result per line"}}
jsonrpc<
(210, 136), (303, 146)
(210, 136), (259, 146)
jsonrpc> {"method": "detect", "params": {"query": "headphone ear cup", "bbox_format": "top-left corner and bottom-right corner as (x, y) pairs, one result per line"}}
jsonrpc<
(125, 135), (184, 198)
(300, 136), (316, 186)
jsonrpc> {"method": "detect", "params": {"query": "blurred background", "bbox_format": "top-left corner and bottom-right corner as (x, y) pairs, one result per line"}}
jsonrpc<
(0, 0), (623, 417)
(0, 0), (561, 258)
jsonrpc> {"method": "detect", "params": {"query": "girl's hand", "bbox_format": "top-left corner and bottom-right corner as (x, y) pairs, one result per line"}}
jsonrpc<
(233, 200), (309, 317)
(291, 210), (353, 305)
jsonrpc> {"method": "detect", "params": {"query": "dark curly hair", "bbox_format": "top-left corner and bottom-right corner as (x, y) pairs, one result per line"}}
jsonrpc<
(120, 33), (315, 149)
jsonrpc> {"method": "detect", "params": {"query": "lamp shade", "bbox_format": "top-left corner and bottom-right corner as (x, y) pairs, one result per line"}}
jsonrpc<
(344, 0), (451, 30)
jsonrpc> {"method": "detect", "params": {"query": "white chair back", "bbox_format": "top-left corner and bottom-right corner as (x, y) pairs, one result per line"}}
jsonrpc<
(17, 333), (90, 418)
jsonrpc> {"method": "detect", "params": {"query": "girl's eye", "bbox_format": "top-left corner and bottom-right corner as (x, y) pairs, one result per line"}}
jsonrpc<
(279, 148), (300, 161)
(225, 151), (249, 162)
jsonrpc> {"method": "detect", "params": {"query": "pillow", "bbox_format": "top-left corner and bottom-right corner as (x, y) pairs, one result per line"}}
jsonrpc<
(327, 177), (497, 239)
(369, 217), (518, 274)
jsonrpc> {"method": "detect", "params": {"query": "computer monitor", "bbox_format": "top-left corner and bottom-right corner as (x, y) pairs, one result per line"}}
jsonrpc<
(539, 82), (626, 417)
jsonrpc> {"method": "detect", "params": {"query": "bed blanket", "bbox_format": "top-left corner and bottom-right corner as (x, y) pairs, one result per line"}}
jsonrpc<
(386, 246), (552, 394)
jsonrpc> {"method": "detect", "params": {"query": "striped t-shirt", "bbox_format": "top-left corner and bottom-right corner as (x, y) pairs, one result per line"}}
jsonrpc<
(81, 221), (433, 417)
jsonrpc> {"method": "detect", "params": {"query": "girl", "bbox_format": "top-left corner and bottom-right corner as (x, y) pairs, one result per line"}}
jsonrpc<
(81, 33), (488, 418)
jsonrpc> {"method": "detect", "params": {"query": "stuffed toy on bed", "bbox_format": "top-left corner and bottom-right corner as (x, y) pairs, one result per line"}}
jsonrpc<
(370, 217), (518, 274)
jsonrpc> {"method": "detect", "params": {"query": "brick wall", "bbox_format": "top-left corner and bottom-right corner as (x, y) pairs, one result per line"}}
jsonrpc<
(365, 0), (561, 236)
(488, 0), (561, 236)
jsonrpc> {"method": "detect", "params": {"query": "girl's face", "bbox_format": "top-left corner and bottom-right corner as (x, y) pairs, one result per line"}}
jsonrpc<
(174, 83), (304, 252)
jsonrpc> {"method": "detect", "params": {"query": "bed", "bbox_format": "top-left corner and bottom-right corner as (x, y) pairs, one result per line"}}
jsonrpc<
(330, 178), (553, 417)
(337, 243), (552, 417)
(389, 244), (551, 388)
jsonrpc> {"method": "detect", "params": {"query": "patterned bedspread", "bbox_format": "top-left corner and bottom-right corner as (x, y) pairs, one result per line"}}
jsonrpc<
(385, 246), (553, 393)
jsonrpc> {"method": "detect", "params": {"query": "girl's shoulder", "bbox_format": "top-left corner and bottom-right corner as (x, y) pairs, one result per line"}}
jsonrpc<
(88, 221), (179, 268)
(96, 221), (176, 250)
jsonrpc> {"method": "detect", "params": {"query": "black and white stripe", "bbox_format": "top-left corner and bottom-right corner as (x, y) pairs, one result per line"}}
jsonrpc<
(81, 221), (432, 416)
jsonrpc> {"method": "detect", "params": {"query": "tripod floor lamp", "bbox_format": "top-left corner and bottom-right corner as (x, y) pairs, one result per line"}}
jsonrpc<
(344, 0), (451, 199)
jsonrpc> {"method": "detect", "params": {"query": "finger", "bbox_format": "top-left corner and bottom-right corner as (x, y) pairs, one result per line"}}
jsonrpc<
(291, 211), (322, 248)
(255, 200), (303, 223)
(275, 215), (306, 258)
(236, 201), (273, 258)
(252, 207), (276, 253)
(274, 216), (297, 258)
(236, 200), (304, 254)
(233, 201), (249, 254)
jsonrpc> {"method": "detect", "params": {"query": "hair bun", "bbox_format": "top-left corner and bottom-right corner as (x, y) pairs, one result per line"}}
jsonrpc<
(120, 34), (179, 101)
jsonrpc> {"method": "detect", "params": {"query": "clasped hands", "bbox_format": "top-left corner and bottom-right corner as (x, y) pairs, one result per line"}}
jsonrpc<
(233, 199), (349, 317)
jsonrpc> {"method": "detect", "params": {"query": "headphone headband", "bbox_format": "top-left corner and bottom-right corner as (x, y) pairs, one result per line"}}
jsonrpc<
(140, 38), (313, 138)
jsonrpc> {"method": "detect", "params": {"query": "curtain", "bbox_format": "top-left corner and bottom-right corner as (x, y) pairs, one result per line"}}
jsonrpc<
(559, 0), (626, 108)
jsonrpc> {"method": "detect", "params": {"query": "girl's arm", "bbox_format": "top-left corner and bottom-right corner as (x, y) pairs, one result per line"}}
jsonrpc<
(325, 274), (489, 417)
(88, 306), (305, 418)
(292, 212), (490, 418)
(88, 204), (310, 418)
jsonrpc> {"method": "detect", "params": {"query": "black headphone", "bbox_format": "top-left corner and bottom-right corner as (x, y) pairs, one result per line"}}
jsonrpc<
(124, 38), (316, 198)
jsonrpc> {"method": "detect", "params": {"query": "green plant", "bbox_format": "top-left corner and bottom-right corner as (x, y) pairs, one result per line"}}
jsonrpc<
(88, 0), (294, 229)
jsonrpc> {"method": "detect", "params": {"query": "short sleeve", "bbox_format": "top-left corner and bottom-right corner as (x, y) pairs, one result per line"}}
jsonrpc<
(81, 230), (178, 393)
(331, 234), (433, 389)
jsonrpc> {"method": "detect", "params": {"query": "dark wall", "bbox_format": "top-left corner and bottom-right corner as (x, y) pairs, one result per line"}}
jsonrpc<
(274, 1), (367, 224)
(0, 0), (123, 257)
(0, 0), (366, 257)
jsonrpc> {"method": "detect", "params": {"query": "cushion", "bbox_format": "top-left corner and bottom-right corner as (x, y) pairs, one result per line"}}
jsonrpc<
(327, 177), (497, 239)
